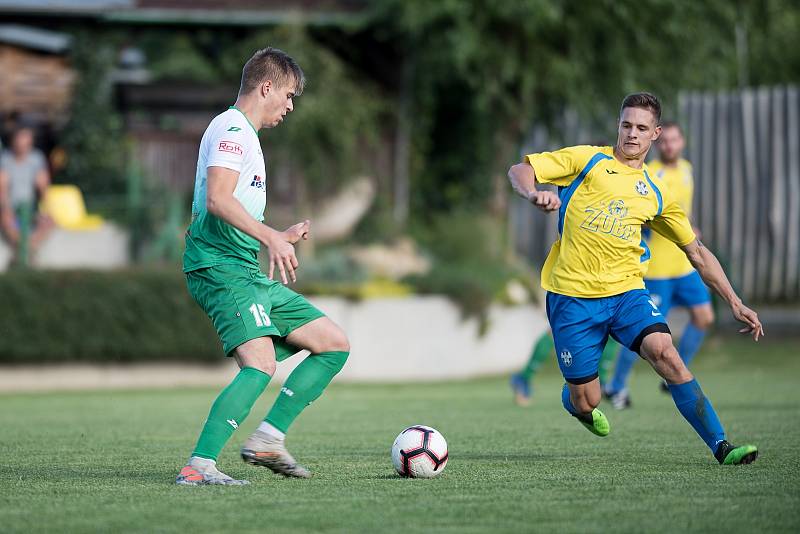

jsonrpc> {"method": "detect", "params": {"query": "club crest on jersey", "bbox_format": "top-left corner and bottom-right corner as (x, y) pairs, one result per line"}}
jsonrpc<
(607, 199), (628, 218)
(251, 174), (265, 189)
(560, 349), (572, 367)
(635, 180), (649, 196)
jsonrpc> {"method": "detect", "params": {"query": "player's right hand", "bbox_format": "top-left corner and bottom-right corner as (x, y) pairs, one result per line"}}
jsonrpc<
(267, 237), (299, 285)
(528, 190), (561, 212)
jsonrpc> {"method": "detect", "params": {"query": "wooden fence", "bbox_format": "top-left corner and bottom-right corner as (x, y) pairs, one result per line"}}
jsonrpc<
(510, 86), (800, 303)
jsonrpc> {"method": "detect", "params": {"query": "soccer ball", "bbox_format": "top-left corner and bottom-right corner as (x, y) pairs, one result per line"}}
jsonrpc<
(391, 425), (448, 478)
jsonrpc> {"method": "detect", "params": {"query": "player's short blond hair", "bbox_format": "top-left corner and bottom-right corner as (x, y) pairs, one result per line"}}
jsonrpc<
(240, 47), (305, 96)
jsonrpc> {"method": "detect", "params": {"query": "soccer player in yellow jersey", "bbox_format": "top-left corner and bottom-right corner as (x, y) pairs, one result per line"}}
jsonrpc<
(606, 122), (713, 408)
(508, 93), (763, 465)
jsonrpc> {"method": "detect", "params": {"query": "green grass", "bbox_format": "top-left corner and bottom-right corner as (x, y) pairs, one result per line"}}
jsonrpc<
(1, 337), (799, 533)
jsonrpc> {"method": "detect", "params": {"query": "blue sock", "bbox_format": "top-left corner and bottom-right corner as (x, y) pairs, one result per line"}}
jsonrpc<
(561, 383), (578, 415)
(608, 346), (638, 394)
(677, 323), (706, 367)
(668, 379), (725, 452)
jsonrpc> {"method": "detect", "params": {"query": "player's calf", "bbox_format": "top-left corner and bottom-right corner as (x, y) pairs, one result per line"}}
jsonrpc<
(561, 382), (610, 437)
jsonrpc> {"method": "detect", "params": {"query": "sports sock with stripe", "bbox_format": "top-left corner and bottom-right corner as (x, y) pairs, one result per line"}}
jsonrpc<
(265, 351), (349, 433)
(668, 378), (725, 452)
(191, 366), (270, 461)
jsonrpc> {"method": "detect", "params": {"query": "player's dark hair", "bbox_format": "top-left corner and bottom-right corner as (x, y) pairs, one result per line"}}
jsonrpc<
(660, 120), (683, 134)
(239, 47), (305, 97)
(620, 92), (661, 123)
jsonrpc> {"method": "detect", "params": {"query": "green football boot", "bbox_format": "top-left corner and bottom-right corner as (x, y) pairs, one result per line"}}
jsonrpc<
(573, 408), (610, 437)
(715, 441), (758, 465)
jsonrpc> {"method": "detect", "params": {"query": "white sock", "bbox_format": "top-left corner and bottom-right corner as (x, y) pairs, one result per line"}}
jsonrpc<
(257, 421), (286, 440)
(189, 456), (216, 467)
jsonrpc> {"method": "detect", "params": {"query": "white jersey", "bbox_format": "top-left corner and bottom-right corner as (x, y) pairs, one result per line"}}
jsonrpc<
(191, 107), (266, 221)
(184, 107), (268, 272)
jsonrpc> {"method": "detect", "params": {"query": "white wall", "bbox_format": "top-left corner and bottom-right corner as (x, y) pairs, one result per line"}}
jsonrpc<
(0, 223), (129, 271)
(310, 296), (546, 382)
(0, 297), (549, 392)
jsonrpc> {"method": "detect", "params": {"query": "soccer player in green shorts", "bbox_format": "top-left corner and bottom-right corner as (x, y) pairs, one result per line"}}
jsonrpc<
(510, 330), (619, 406)
(176, 48), (350, 485)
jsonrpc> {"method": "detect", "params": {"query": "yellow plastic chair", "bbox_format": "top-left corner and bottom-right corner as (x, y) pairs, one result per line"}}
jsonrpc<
(40, 185), (104, 230)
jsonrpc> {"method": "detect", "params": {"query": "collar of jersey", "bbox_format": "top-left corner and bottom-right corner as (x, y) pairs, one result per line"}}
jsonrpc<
(228, 106), (259, 136)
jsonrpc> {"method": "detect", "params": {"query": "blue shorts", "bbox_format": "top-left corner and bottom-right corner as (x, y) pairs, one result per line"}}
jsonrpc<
(645, 271), (711, 317)
(546, 289), (670, 384)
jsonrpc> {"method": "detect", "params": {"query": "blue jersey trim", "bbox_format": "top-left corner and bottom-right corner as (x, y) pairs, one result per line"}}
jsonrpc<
(639, 238), (651, 262)
(557, 152), (613, 235)
(644, 170), (663, 216)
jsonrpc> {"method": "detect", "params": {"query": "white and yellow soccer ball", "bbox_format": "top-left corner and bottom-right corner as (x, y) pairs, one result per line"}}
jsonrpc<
(391, 425), (448, 478)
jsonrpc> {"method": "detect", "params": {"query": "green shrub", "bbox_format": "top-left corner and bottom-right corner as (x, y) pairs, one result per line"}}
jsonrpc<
(404, 210), (533, 332)
(0, 270), (221, 364)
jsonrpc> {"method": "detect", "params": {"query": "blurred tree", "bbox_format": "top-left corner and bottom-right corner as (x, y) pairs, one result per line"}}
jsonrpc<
(60, 32), (127, 196)
(218, 26), (387, 195)
(369, 0), (800, 219)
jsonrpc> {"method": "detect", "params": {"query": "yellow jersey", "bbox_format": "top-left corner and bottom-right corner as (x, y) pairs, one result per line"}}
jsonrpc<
(645, 158), (696, 279)
(525, 145), (696, 298)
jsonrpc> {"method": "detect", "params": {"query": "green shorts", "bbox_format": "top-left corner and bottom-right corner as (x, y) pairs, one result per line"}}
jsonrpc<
(186, 264), (326, 359)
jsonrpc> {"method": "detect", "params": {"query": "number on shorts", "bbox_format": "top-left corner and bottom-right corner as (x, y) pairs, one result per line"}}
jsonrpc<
(248, 303), (271, 327)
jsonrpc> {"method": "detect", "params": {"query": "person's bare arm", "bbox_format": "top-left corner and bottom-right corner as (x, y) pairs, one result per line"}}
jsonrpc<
(681, 238), (763, 340)
(35, 167), (50, 196)
(206, 166), (309, 284)
(0, 168), (10, 209)
(0, 169), (18, 242)
(507, 163), (560, 212)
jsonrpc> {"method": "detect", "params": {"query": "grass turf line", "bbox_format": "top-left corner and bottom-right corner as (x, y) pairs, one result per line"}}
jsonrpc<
(0, 337), (798, 533)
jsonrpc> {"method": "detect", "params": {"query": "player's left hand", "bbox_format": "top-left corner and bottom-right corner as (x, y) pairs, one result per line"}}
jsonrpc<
(731, 301), (764, 341)
(284, 220), (310, 244)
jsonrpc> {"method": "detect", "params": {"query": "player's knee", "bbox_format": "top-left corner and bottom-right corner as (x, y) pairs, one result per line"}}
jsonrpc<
(243, 357), (275, 376)
(692, 306), (714, 329)
(321, 327), (350, 354)
(641, 332), (673, 363)
(234, 339), (277, 375)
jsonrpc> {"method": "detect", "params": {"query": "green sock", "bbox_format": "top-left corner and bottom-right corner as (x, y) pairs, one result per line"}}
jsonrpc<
(192, 367), (270, 461)
(265, 351), (349, 433)
(519, 333), (554, 381)
(598, 338), (620, 386)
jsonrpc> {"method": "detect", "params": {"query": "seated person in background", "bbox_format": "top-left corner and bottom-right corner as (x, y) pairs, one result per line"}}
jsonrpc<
(0, 126), (54, 266)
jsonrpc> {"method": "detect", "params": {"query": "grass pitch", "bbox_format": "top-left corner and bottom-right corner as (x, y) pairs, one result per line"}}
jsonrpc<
(1, 337), (799, 533)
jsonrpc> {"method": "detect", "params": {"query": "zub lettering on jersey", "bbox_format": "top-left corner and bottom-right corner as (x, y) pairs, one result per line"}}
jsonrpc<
(251, 174), (265, 189)
(218, 140), (243, 156)
(580, 199), (634, 241)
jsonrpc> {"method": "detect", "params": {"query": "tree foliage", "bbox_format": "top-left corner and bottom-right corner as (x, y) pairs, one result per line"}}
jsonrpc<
(60, 32), (127, 196)
(142, 26), (387, 194)
(369, 0), (800, 216)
